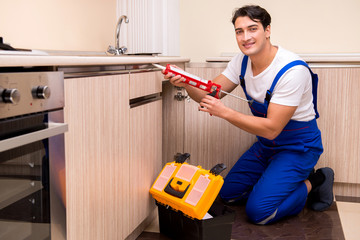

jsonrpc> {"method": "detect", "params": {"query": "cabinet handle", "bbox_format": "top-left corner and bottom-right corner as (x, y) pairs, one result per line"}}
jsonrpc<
(129, 93), (161, 108)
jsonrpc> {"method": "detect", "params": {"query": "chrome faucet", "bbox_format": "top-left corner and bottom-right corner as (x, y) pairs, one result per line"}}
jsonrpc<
(107, 15), (129, 55)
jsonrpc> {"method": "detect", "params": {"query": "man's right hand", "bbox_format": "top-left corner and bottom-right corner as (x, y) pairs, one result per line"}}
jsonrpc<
(163, 65), (187, 88)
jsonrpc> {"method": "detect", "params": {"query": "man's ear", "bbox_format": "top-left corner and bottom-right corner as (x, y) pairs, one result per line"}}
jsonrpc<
(265, 25), (271, 39)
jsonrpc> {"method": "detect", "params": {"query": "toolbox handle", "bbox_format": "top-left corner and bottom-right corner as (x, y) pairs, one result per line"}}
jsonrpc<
(210, 163), (227, 176)
(164, 178), (190, 198)
(174, 152), (191, 164)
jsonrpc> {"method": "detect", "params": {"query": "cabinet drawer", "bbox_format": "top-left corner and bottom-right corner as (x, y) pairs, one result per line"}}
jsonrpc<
(130, 71), (162, 99)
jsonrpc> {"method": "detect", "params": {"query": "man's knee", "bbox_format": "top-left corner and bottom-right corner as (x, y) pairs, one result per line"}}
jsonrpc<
(246, 200), (278, 225)
(219, 174), (253, 201)
(219, 187), (249, 204)
(219, 184), (234, 203)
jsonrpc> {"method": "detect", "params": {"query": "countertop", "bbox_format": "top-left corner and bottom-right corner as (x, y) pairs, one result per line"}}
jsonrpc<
(183, 53), (360, 69)
(206, 53), (360, 63)
(2, 51), (360, 68)
(0, 52), (190, 67)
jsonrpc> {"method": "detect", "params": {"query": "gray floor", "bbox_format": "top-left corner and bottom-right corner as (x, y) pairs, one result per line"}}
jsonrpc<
(137, 199), (346, 240)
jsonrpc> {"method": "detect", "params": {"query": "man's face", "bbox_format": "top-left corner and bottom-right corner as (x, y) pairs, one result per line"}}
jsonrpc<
(234, 16), (271, 56)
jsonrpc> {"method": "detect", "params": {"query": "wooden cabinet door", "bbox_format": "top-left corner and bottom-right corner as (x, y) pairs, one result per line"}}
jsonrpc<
(183, 67), (256, 176)
(129, 71), (162, 99)
(314, 67), (360, 184)
(161, 62), (187, 165)
(64, 74), (130, 240)
(162, 82), (186, 164)
(129, 99), (162, 232)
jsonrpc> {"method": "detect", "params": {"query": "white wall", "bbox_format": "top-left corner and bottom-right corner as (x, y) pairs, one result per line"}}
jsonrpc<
(2, 0), (359, 60)
(0, 0), (117, 52)
(1, 0), (179, 55)
(179, 0), (360, 62)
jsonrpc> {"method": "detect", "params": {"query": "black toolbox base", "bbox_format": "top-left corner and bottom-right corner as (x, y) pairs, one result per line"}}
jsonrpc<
(156, 200), (235, 240)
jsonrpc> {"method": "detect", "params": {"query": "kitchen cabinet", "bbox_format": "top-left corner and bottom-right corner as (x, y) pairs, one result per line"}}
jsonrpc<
(64, 74), (130, 240)
(129, 100), (162, 232)
(313, 67), (360, 190)
(64, 70), (162, 240)
(128, 72), (162, 234)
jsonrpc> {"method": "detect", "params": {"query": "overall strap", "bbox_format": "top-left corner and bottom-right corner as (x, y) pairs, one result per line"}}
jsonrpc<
(266, 60), (320, 118)
(239, 55), (248, 88)
(268, 60), (308, 93)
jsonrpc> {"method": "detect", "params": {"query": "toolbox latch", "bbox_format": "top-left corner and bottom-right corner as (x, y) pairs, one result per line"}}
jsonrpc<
(210, 163), (227, 176)
(174, 152), (191, 164)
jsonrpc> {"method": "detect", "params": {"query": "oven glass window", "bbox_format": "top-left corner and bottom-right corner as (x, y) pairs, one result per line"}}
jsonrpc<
(0, 114), (50, 239)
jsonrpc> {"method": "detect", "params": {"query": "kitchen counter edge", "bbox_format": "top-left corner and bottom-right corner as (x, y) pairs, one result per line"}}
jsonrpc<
(206, 53), (360, 63)
(0, 55), (190, 67)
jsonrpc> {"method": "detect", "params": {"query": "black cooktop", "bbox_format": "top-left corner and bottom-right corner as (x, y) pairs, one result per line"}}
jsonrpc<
(0, 37), (31, 51)
(0, 37), (16, 50)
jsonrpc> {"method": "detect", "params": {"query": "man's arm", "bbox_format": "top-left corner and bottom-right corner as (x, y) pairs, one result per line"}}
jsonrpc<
(199, 96), (297, 140)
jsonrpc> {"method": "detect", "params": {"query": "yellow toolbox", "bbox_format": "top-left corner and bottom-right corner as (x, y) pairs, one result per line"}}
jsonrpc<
(150, 153), (226, 220)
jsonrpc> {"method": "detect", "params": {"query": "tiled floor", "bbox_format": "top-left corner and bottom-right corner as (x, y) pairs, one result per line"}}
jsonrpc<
(137, 197), (360, 240)
(337, 201), (360, 240)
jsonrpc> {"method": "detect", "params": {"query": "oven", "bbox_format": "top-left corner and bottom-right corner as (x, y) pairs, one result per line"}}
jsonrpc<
(0, 71), (67, 239)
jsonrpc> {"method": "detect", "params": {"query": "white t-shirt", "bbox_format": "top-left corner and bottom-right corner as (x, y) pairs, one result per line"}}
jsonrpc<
(222, 46), (315, 121)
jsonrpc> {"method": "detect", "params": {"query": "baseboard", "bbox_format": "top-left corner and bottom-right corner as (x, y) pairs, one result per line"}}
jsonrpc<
(125, 208), (157, 240)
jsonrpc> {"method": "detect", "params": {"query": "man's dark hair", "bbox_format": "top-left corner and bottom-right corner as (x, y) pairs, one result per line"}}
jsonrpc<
(232, 5), (271, 30)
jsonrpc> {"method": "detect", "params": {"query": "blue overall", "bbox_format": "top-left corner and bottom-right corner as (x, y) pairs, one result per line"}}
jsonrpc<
(219, 55), (323, 224)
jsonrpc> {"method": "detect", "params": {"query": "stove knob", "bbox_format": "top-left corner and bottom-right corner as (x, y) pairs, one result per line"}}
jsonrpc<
(33, 86), (51, 99)
(1, 88), (20, 104)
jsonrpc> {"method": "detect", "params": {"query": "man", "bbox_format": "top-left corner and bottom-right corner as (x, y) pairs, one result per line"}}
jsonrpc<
(165, 5), (334, 224)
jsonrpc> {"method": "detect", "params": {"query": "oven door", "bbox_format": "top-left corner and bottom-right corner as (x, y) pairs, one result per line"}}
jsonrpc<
(0, 111), (68, 239)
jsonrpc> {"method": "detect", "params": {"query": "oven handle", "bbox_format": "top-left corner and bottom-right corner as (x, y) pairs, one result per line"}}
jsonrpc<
(0, 122), (68, 152)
